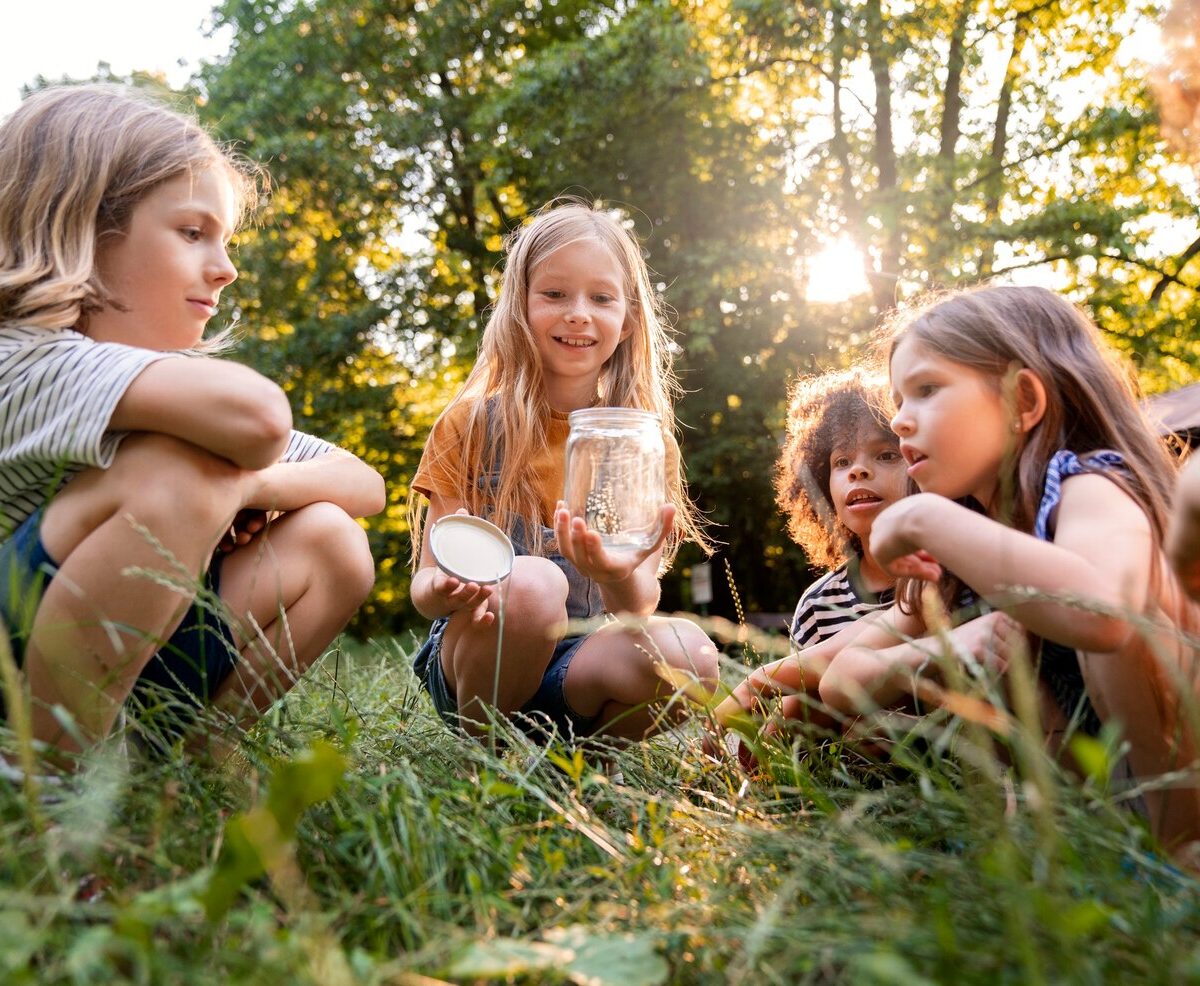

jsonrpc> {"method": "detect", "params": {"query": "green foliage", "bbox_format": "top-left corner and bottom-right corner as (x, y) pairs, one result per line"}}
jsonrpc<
(0, 641), (1198, 983)
(449, 926), (670, 984)
(184, 0), (1200, 634)
(203, 739), (348, 920)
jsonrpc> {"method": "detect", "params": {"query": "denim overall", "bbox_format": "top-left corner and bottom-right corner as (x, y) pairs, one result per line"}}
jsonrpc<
(412, 424), (605, 739)
(1031, 450), (1129, 738)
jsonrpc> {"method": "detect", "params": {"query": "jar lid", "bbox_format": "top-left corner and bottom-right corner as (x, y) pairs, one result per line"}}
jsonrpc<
(429, 515), (515, 585)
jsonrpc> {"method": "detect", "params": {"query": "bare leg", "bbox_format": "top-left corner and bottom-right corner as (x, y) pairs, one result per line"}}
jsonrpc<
(1079, 625), (1200, 851)
(209, 501), (375, 731)
(25, 435), (246, 753)
(563, 617), (719, 740)
(440, 556), (569, 732)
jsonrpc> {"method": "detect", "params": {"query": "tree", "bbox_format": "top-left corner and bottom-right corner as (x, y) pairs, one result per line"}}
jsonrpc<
(194, 0), (1200, 634)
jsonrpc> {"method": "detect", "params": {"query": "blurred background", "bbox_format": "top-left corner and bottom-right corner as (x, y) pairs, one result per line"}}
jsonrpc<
(7, 0), (1199, 636)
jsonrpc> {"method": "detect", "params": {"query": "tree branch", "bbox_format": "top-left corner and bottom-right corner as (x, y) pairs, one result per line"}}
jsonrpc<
(1151, 233), (1200, 302)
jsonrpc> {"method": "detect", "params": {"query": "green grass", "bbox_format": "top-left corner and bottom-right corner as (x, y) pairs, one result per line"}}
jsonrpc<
(1, 635), (1198, 985)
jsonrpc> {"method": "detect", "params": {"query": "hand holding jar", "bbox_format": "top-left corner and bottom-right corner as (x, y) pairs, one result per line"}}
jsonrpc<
(558, 407), (673, 581)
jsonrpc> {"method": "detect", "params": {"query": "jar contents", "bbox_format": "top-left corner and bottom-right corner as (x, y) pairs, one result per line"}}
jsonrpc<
(564, 408), (665, 553)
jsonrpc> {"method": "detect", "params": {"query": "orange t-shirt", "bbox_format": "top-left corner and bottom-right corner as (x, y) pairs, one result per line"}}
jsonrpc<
(412, 401), (572, 526)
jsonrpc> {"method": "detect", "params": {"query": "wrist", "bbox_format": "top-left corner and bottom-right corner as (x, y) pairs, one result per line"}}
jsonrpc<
(902, 492), (945, 545)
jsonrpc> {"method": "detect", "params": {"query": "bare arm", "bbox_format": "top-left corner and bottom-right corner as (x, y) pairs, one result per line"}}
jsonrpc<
(552, 501), (673, 616)
(1168, 454), (1200, 599)
(712, 605), (923, 727)
(110, 356), (292, 470)
(409, 493), (498, 623)
(870, 482), (1153, 653)
(818, 610), (1022, 713)
(246, 449), (386, 518)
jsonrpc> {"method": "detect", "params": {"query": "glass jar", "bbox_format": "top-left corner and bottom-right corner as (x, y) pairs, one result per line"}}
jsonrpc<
(563, 407), (665, 554)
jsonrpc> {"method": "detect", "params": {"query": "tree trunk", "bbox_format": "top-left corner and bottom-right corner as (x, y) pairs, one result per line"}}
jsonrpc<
(865, 0), (901, 311)
(980, 14), (1028, 277)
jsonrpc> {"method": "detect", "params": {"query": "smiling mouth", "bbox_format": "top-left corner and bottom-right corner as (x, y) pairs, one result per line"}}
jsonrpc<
(845, 491), (882, 507)
(553, 336), (595, 348)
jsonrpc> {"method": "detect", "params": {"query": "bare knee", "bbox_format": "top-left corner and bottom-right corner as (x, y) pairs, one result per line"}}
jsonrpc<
(283, 501), (376, 603)
(494, 556), (570, 627)
(648, 619), (720, 683)
(444, 556), (567, 700)
(44, 434), (247, 559)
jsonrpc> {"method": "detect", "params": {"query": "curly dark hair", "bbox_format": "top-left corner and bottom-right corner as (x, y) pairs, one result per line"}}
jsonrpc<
(774, 366), (897, 569)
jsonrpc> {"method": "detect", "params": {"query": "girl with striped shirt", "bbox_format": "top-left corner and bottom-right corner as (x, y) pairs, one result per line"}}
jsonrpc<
(0, 85), (384, 762)
(774, 368), (907, 649)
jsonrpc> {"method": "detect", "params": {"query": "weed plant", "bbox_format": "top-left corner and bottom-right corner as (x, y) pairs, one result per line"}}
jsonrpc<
(0, 622), (1198, 985)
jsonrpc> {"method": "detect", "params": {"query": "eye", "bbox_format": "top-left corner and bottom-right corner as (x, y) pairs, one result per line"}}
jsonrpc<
(879, 449), (902, 462)
(540, 289), (565, 300)
(917, 383), (938, 398)
(831, 455), (850, 469)
(180, 226), (203, 242)
(593, 293), (616, 304)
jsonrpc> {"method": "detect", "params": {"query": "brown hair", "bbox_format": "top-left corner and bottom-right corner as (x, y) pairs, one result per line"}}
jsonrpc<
(410, 198), (711, 568)
(775, 366), (897, 569)
(0, 84), (262, 332)
(883, 284), (1179, 611)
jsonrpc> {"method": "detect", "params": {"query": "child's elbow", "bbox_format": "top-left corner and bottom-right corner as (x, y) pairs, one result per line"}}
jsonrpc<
(362, 468), (387, 517)
(1071, 613), (1136, 655)
(238, 381), (293, 468)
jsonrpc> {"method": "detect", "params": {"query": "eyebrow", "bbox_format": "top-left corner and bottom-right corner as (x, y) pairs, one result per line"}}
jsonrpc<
(532, 266), (621, 285)
(891, 358), (938, 392)
(170, 205), (236, 238)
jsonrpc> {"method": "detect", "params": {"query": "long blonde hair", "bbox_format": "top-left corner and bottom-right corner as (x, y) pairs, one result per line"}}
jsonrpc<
(0, 83), (261, 332)
(411, 199), (711, 567)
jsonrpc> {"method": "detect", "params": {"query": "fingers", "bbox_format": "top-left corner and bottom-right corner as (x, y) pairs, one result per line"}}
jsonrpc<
(554, 499), (637, 581)
(433, 571), (495, 618)
(553, 500), (577, 563)
(886, 549), (943, 581)
(647, 503), (676, 554)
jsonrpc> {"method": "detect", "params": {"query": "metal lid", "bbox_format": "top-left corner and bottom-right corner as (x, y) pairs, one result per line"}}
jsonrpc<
(428, 515), (515, 585)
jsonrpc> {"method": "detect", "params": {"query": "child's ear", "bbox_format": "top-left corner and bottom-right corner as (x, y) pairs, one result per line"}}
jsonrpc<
(1013, 368), (1047, 434)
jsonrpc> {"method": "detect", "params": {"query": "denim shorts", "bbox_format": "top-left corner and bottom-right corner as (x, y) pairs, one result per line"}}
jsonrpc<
(413, 616), (601, 741)
(0, 507), (239, 740)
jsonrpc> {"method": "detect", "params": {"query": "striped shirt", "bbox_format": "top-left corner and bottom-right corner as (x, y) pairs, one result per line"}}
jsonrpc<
(0, 325), (333, 534)
(789, 556), (895, 648)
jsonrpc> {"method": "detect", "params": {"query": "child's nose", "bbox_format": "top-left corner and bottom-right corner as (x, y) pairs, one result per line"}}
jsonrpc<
(564, 295), (590, 322)
(208, 248), (238, 286)
(849, 459), (872, 480)
(890, 408), (911, 436)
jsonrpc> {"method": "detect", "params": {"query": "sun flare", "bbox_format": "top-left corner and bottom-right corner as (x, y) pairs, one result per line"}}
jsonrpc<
(804, 238), (871, 304)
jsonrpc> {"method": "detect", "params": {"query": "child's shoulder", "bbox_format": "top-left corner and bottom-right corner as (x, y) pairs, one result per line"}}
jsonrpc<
(1036, 449), (1142, 538)
(425, 396), (492, 456)
(0, 324), (104, 369)
(797, 560), (853, 604)
(0, 324), (70, 351)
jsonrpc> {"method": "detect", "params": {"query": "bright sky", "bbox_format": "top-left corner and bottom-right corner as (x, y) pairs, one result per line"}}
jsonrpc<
(0, 1), (231, 116)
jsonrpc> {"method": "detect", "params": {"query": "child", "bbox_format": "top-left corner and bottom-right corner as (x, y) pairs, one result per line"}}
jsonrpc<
(1168, 456), (1200, 598)
(409, 200), (718, 741)
(0, 84), (385, 759)
(816, 284), (1200, 852)
(775, 367), (908, 648)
